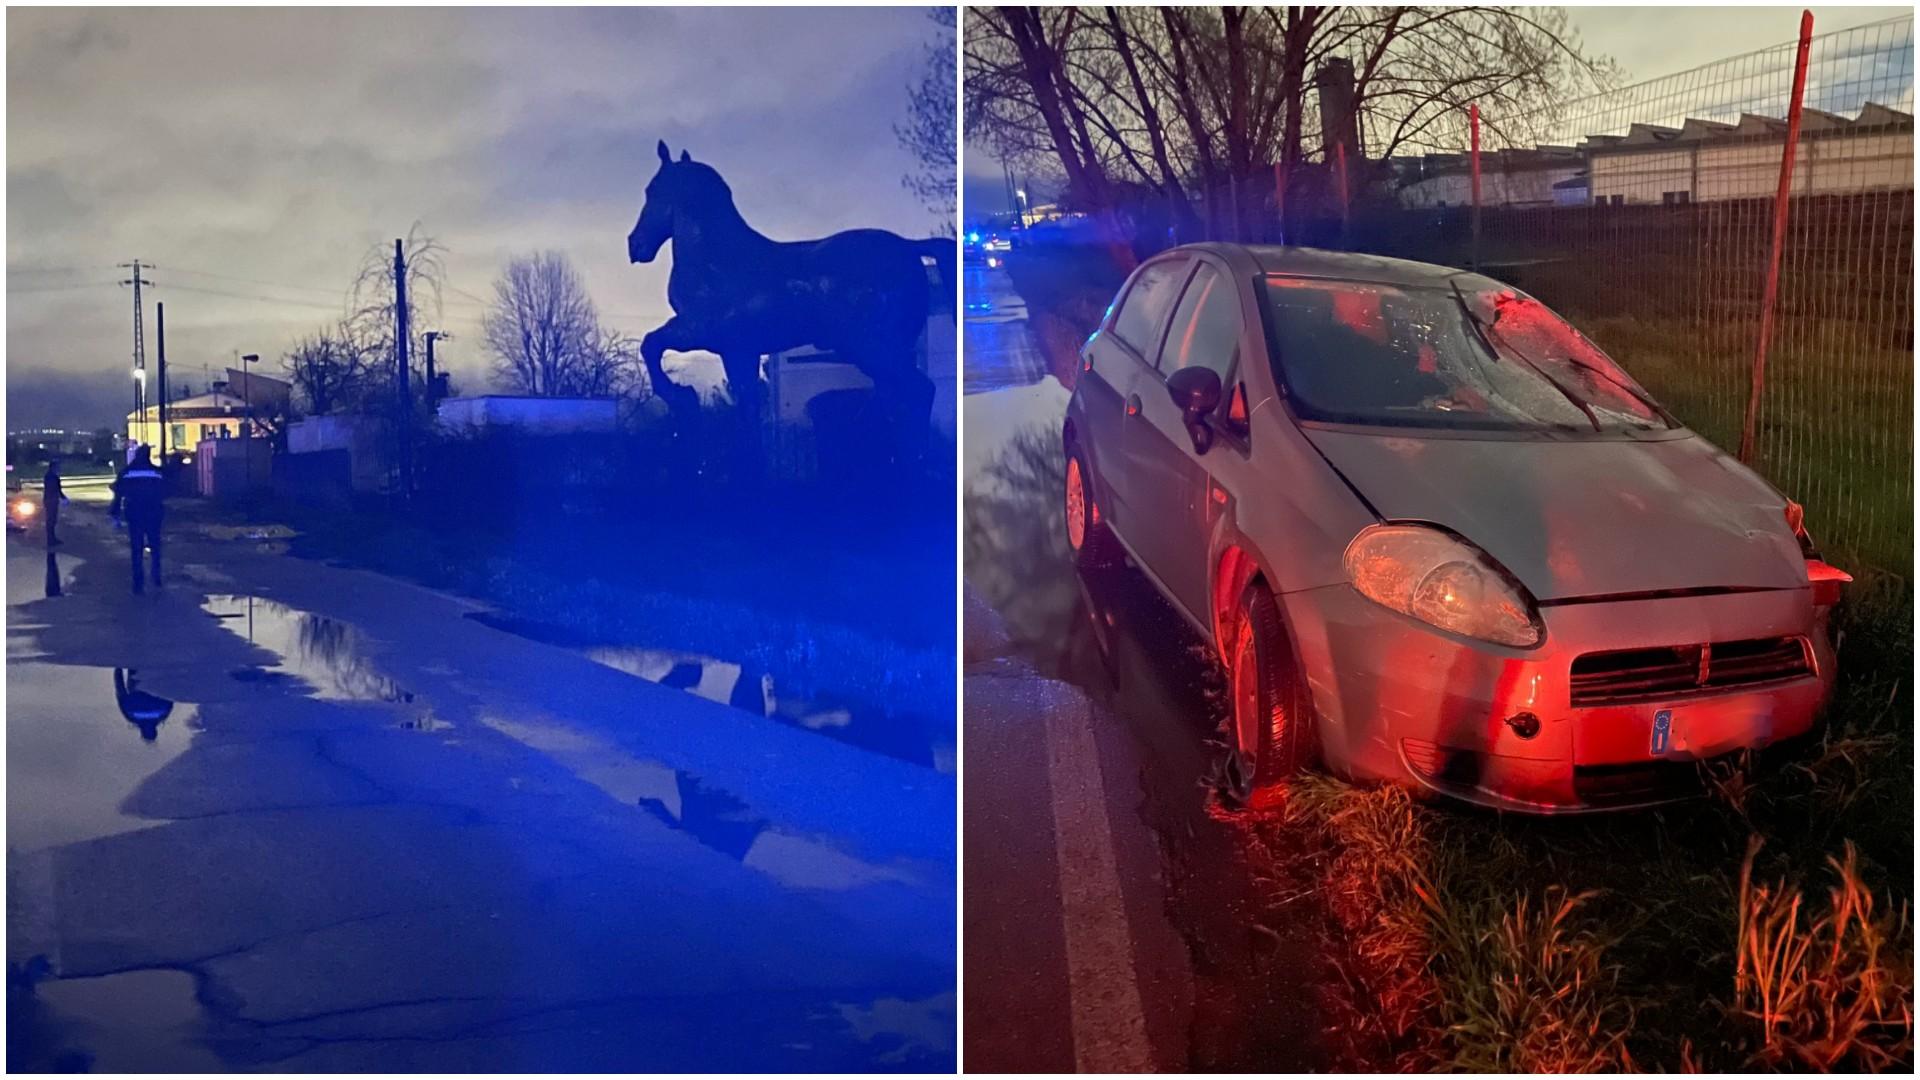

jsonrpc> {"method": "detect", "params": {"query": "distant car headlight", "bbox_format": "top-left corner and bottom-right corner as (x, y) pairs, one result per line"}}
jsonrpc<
(1344, 524), (1543, 648)
(12, 498), (36, 518)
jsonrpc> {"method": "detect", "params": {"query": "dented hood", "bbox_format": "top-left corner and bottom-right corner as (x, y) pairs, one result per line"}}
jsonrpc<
(1306, 428), (1807, 600)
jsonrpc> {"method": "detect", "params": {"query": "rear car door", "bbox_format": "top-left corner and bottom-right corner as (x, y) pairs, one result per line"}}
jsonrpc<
(1079, 255), (1192, 541)
(1122, 260), (1248, 622)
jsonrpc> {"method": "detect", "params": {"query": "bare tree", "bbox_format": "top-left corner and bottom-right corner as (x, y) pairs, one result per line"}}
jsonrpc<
(283, 327), (368, 416)
(345, 223), (447, 393)
(483, 251), (634, 398)
(966, 6), (1617, 242)
(896, 7), (957, 227)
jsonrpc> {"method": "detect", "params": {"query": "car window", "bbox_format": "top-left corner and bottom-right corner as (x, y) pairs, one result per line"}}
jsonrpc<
(1109, 259), (1189, 358)
(1261, 276), (1674, 433)
(1156, 264), (1240, 381)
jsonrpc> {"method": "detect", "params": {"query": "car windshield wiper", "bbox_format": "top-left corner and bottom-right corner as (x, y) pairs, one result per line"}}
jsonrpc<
(1449, 278), (1501, 363)
(1451, 278), (1601, 433)
(1542, 352), (1679, 429)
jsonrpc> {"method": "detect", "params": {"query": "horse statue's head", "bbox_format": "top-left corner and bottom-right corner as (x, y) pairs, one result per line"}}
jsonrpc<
(628, 140), (733, 264)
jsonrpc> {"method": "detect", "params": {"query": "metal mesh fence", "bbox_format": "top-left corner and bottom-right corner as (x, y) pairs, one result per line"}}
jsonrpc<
(1329, 15), (1914, 575)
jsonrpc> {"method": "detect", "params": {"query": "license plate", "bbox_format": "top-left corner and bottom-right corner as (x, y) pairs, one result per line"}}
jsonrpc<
(1650, 710), (1673, 754)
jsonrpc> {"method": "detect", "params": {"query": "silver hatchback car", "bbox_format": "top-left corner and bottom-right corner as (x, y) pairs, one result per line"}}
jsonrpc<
(1063, 244), (1849, 813)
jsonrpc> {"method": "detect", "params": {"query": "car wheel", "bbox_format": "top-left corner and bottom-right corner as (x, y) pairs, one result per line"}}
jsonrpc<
(1064, 446), (1118, 568)
(1222, 584), (1315, 807)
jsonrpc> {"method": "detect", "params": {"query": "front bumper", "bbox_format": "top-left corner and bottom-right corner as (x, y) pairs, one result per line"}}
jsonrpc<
(1281, 583), (1834, 813)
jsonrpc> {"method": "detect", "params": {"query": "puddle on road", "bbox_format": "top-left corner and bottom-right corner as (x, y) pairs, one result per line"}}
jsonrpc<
(15, 968), (224, 1073)
(5, 663), (197, 852)
(7, 543), (82, 658)
(482, 712), (919, 893)
(835, 990), (957, 1067)
(200, 594), (418, 706)
(468, 612), (947, 773)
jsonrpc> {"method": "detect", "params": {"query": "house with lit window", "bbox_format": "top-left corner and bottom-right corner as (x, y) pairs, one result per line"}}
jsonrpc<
(126, 367), (291, 459)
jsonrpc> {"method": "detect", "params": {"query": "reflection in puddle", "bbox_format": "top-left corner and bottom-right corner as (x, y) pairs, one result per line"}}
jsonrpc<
(6, 542), (79, 610)
(469, 613), (945, 772)
(19, 968), (224, 1073)
(201, 594), (415, 704)
(114, 669), (175, 742)
(5, 663), (197, 851)
(482, 712), (918, 892)
(835, 991), (958, 1067)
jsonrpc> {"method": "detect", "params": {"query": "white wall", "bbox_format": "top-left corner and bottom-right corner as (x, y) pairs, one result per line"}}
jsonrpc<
(436, 397), (619, 435)
(1591, 128), (1915, 204)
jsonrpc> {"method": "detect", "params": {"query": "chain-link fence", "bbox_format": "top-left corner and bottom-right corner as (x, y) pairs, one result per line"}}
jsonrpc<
(1323, 15), (1914, 575)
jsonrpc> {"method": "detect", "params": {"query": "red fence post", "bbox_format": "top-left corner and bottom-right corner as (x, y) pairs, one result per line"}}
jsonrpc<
(1469, 103), (1481, 269)
(1739, 9), (1815, 464)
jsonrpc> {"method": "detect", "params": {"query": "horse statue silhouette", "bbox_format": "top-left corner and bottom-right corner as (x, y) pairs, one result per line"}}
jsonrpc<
(627, 141), (952, 455)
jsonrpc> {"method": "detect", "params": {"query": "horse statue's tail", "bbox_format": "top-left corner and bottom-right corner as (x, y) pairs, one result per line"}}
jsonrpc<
(915, 236), (957, 318)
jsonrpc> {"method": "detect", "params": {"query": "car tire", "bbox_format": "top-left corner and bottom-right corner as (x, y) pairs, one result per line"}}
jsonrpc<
(1223, 584), (1315, 807)
(1064, 445), (1119, 569)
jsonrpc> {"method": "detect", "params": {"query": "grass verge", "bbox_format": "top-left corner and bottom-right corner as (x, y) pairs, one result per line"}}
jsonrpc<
(1268, 579), (1912, 1072)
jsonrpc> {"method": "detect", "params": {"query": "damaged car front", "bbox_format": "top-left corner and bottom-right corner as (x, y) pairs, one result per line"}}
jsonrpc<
(1265, 275), (1849, 812)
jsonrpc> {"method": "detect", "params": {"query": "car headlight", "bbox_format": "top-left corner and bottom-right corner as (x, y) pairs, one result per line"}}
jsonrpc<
(13, 499), (36, 518)
(1343, 524), (1543, 647)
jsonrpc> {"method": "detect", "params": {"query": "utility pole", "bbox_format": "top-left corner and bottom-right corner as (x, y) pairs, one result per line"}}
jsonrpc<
(393, 238), (412, 500)
(118, 260), (155, 438)
(156, 302), (169, 461)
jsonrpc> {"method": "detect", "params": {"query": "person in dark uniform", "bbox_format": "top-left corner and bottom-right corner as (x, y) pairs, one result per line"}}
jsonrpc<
(41, 458), (65, 546)
(109, 445), (166, 594)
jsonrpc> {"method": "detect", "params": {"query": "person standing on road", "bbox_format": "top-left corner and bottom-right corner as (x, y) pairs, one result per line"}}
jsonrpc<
(109, 445), (166, 594)
(41, 458), (66, 547)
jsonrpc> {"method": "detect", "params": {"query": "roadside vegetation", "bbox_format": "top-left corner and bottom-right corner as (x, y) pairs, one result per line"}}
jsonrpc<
(1255, 575), (1911, 1072)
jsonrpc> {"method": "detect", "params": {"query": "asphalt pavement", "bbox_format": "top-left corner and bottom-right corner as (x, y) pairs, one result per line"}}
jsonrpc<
(6, 502), (954, 1071)
(961, 263), (1355, 1072)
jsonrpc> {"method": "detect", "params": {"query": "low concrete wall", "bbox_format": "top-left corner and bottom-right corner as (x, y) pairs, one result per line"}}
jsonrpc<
(288, 415), (389, 492)
(194, 436), (272, 500)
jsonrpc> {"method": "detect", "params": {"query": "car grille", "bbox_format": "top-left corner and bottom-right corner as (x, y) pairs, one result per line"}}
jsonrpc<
(1569, 636), (1812, 707)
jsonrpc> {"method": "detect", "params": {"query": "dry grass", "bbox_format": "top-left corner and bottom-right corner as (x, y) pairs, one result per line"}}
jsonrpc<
(1284, 778), (1633, 1072)
(1283, 777), (1442, 1056)
(1445, 887), (1631, 1073)
(1736, 838), (1915, 1071)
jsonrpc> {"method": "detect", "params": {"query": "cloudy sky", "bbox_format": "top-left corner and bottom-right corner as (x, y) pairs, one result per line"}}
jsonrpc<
(964, 5), (1913, 214)
(7, 7), (950, 430)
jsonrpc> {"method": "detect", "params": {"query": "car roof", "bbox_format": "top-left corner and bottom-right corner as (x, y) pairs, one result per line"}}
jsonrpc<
(1177, 242), (1499, 290)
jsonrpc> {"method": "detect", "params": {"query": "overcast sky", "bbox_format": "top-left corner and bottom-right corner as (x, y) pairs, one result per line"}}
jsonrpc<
(964, 5), (1913, 215)
(6, 7), (948, 431)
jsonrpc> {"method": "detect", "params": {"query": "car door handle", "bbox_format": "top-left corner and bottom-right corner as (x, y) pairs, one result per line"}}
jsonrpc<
(1125, 393), (1142, 416)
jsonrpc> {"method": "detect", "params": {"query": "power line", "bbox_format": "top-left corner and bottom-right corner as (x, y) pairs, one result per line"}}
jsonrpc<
(5, 265), (104, 277)
(160, 282), (345, 311)
(165, 265), (351, 299)
(5, 280), (118, 294)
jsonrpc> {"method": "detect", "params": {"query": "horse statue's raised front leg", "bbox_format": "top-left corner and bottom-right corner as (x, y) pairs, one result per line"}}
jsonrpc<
(640, 318), (705, 419)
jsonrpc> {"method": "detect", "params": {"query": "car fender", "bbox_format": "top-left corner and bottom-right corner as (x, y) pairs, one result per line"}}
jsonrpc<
(1210, 404), (1378, 604)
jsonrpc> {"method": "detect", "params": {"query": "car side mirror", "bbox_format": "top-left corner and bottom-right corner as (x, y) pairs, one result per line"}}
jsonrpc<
(1166, 367), (1222, 454)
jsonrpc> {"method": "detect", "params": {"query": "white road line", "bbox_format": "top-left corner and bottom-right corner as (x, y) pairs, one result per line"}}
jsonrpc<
(1045, 694), (1155, 1074)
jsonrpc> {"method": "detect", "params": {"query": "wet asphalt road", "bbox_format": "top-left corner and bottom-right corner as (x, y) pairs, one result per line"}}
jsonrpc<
(962, 264), (1353, 1072)
(6, 505), (954, 1071)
